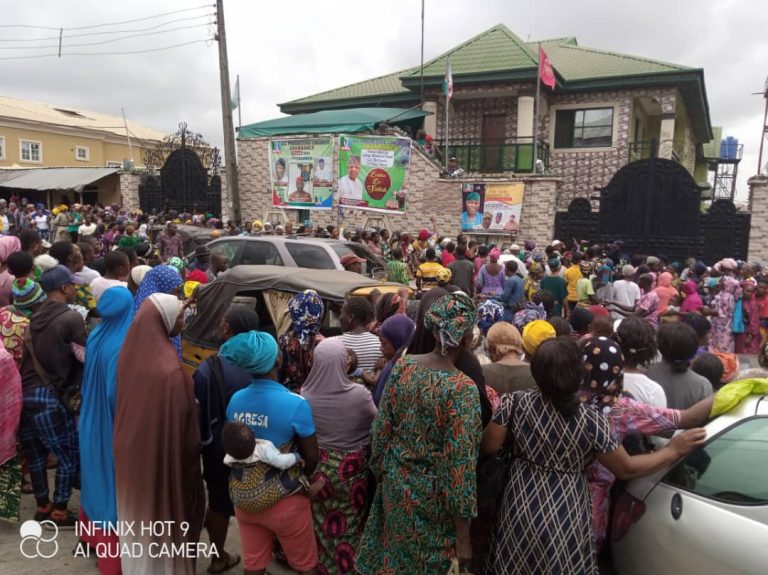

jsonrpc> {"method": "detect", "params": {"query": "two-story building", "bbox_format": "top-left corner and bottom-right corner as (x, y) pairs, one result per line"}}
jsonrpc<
(236, 24), (727, 248)
(0, 95), (165, 169)
(0, 96), (167, 206)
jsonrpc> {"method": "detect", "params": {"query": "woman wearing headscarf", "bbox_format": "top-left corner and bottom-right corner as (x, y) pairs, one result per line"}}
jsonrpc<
(301, 338), (378, 575)
(522, 262), (544, 301)
(133, 264), (183, 356)
(680, 277), (703, 313)
(222, 330), (320, 575)
(483, 337), (707, 575)
(578, 336), (713, 553)
(655, 271), (679, 316)
(482, 322), (535, 395)
(370, 291), (402, 334)
(735, 281), (761, 355)
(476, 248), (505, 296)
(710, 276), (742, 353)
(358, 293), (481, 575)
(521, 319), (556, 359)
(193, 306), (259, 574)
(0, 236), (21, 307)
(0, 346), (22, 521)
(79, 286), (134, 575)
(127, 264), (151, 294)
(372, 314), (416, 406)
(113, 293), (205, 575)
(0, 279), (46, 365)
(278, 290), (324, 392)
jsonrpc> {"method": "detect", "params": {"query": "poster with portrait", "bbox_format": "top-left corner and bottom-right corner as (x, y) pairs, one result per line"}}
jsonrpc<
(337, 134), (411, 214)
(461, 182), (524, 233)
(269, 138), (334, 210)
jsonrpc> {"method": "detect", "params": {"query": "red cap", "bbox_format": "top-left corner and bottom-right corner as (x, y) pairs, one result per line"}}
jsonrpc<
(340, 254), (366, 268)
(418, 229), (430, 241)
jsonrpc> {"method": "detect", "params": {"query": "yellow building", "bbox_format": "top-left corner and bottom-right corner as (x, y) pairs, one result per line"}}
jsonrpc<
(0, 95), (166, 169)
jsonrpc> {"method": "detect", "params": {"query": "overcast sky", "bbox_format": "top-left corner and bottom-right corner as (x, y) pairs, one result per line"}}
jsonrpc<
(2, 0), (765, 198)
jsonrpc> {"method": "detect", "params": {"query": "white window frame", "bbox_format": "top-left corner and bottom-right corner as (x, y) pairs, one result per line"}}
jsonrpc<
(75, 146), (90, 161)
(549, 102), (619, 153)
(19, 139), (42, 163)
(0, 136), (5, 160)
(106, 161), (123, 168)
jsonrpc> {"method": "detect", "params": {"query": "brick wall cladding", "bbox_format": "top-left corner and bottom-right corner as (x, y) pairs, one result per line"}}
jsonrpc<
(119, 171), (141, 211)
(748, 175), (768, 261)
(235, 135), (561, 244)
(541, 87), (677, 207)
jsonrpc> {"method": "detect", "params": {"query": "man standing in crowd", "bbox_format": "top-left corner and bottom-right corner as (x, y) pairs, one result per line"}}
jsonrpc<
(611, 264), (641, 320)
(159, 222), (184, 261)
(564, 251), (583, 311)
(541, 257), (569, 318)
(492, 260), (524, 321)
(18, 265), (86, 528)
(448, 244), (475, 296)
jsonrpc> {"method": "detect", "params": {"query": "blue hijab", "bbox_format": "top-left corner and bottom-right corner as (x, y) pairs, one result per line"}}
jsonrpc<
(133, 264), (183, 356)
(79, 286), (135, 523)
(373, 314), (415, 406)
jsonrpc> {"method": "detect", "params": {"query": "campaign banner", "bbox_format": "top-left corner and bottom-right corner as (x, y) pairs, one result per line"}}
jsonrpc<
(269, 138), (334, 210)
(338, 134), (411, 214)
(461, 182), (524, 233)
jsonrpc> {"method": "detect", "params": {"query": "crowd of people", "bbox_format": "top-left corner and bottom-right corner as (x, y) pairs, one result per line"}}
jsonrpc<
(0, 195), (763, 575)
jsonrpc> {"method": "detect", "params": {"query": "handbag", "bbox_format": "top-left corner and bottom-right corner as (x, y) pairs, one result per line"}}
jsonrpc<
(23, 328), (82, 415)
(228, 443), (309, 514)
(476, 394), (514, 507)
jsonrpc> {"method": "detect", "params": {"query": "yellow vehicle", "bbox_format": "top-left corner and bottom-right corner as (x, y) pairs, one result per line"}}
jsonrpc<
(182, 265), (410, 374)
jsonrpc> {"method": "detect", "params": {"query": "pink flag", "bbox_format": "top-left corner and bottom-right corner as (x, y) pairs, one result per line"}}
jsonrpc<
(539, 47), (556, 90)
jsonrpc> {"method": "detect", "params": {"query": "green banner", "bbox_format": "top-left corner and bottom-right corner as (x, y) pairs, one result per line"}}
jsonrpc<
(338, 134), (411, 214)
(269, 138), (334, 210)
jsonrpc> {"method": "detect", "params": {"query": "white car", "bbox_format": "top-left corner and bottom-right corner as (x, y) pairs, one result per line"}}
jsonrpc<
(612, 393), (768, 575)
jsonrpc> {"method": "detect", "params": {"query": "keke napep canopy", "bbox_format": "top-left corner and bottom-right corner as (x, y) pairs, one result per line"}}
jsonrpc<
(184, 265), (406, 346)
(237, 107), (431, 138)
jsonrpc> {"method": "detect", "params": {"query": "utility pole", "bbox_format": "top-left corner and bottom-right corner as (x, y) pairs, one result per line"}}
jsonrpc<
(216, 0), (240, 222)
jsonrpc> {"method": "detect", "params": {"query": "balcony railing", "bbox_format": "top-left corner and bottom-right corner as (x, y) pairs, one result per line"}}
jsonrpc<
(433, 138), (550, 174)
(628, 139), (680, 164)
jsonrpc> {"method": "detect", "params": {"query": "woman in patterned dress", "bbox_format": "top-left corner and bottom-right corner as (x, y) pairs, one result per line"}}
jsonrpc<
(578, 336), (714, 553)
(301, 338), (377, 575)
(482, 337), (707, 575)
(357, 293), (482, 574)
(278, 290), (324, 393)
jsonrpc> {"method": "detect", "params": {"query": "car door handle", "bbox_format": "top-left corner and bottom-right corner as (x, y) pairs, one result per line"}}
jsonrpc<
(670, 492), (683, 520)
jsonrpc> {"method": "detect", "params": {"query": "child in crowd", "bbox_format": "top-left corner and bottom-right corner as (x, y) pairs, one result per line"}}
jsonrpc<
(691, 353), (726, 391)
(589, 316), (614, 338)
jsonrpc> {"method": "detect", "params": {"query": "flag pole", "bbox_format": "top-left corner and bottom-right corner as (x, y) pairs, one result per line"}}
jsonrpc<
(444, 58), (450, 171)
(237, 74), (242, 129)
(533, 43), (540, 175)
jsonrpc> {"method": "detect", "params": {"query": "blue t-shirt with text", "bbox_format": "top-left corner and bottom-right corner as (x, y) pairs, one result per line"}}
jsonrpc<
(227, 378), (315, 447)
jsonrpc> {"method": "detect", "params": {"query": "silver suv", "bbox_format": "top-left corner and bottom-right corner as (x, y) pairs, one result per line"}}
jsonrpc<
(206, 236), (387, 277)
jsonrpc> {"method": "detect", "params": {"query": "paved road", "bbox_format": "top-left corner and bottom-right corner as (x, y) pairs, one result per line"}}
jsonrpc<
(0, 471), (296, 574)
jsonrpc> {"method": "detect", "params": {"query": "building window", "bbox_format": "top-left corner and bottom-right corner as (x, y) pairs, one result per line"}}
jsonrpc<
(106, 161), (123, 168)
(76, 146), (89, 161)
(554, 107), (614, 148)
(0, 136), (5, 160)
(20, 140), (42, 163)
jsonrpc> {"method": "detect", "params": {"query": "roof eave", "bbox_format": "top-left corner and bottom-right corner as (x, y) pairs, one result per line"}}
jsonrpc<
(279, 92), (418, 115)
(562, 69), (712, 141)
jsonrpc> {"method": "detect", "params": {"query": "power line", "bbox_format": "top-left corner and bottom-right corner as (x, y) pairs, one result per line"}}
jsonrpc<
(0, 5), (214, 33)
(0, 14), (214, 42)
(66, 4), (213, 31)
(0, 22), (214, 50)
(0, 39), (210, 60)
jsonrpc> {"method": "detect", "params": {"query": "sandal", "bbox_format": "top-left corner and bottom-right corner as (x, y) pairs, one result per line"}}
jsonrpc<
(207, 551), (241, 574)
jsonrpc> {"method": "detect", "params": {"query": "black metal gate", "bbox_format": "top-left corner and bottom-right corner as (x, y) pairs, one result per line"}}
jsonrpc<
(555, 157), (751, 262)
(139, 125), (222, 216)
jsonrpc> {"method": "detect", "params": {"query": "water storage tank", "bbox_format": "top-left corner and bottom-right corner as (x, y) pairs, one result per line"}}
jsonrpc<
(720, 139), (728, 159)
(726, 136), (739, 159)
